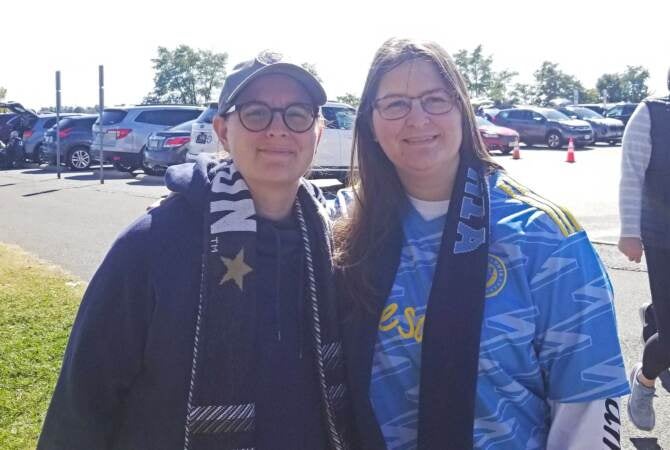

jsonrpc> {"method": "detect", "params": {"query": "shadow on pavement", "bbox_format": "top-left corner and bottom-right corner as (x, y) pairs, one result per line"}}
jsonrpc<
(630, 437), (662, 449)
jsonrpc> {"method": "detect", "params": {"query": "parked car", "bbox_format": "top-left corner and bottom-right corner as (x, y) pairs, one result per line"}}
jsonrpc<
(142, 119), (197, 175)
(493, 107), (593, 149)
(313, 101), (356, 181)
(186, 103), (225, 163)
(42, 115), (99, 170)
(0, 102), (78, 162)
(604, 102), (638, 126)
(576, 103), (610, 116)
(557, 106), (625, 145)
(475, 116), (519, 154)
(91, 105), (203, 174)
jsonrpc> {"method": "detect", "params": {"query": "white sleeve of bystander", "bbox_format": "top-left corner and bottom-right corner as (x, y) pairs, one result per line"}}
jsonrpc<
(547, 398), (622, 450)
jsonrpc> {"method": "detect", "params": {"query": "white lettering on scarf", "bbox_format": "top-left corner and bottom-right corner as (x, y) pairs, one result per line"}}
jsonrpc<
(454, 168), (486, 254)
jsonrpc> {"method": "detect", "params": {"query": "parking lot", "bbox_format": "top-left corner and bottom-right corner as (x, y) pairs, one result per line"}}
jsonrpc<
(0, 144), (668, 449)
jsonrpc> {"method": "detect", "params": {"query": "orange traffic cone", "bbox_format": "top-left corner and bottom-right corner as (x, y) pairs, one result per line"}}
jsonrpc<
(566, 138), (575, 163)
(512, 141), (521, 160)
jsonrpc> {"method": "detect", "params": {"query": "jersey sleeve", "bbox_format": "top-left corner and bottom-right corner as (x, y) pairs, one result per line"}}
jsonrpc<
(530, 231), (630, 402)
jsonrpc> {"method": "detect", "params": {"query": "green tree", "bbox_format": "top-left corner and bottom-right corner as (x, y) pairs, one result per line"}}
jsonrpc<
(335, 93), (360, 108)
(532, 61), (586, 106)
(596, 73), (624, 103)
(509, 83), (536, 105)
(454, 45), (493, 98)
(621, 65), (650, 102)
(145, 45), (228, 105)
(488, 70), (518, 106)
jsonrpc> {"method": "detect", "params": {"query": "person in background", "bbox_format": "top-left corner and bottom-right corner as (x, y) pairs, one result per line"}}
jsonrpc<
(619, 66), (670, 431)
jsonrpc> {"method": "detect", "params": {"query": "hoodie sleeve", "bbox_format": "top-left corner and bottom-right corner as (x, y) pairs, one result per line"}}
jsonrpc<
(37, 217), (155, 450)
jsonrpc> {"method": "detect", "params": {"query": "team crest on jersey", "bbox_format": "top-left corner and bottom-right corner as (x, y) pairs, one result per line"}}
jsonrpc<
(486, 254), (507, 298)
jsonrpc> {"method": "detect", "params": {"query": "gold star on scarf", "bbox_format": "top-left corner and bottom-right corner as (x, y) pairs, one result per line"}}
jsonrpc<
(220, 248), (252, 291)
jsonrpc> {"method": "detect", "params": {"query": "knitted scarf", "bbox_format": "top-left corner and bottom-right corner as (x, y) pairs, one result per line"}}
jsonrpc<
(182, 160), (351, 450)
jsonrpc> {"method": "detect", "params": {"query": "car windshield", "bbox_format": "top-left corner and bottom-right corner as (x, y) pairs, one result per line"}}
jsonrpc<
(476, 116), (494, 127)
(567, 107), (602, 119)
(542, 109), (570, 121)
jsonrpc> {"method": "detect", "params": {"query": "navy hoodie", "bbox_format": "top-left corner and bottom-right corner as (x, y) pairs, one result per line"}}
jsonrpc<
(37, 158), (327, 450)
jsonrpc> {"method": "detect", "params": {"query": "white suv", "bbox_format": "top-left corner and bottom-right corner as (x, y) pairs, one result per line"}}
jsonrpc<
(186, 103), (225, 163)
(187, 101), (356, 181)
(315, 101), (356, 181)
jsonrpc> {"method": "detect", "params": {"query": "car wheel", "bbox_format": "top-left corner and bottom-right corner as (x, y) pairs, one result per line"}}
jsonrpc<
(68, 147), (92, 170)
(501, 148), (512, 155)
(609, 140), (620, 146)
(546, 132), (562, 149)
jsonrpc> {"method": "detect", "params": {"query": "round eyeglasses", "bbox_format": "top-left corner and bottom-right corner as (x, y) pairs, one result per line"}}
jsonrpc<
(229, 101), (318, 133)
(373, 89), (458, 120)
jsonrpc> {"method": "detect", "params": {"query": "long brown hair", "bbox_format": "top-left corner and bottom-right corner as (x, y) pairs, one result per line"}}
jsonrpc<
(334, 38), (501, 312)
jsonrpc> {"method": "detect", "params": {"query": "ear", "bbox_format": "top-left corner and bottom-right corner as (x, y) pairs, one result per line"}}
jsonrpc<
(213, 115), (229, 149)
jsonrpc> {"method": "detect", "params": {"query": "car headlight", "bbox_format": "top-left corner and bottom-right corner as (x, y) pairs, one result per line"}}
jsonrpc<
(482, 132), (499, 138)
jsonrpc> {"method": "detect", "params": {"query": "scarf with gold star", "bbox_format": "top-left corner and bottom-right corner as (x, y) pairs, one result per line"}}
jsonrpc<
(182, 160), (352, 450)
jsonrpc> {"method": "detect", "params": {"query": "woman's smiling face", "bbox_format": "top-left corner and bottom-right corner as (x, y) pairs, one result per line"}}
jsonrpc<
(371, 58), (463, 191)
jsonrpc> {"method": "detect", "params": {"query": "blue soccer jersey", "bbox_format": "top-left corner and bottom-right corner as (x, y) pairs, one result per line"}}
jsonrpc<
(368, 171), (630, 450)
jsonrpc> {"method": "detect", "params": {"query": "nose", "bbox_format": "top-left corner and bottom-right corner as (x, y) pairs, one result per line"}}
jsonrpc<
(266, 111), (289, 137)
(404, 98), (430, 127)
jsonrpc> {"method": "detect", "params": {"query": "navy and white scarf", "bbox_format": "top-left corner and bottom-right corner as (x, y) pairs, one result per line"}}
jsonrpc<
(183, 160), (352, 450)
(341, 155), (490, 450)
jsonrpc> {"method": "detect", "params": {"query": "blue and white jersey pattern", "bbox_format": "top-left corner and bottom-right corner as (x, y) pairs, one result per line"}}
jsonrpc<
(366, 171), (630, 450)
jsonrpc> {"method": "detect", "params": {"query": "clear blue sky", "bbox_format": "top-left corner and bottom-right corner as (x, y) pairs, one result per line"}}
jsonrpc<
(2, 0), (668, 109)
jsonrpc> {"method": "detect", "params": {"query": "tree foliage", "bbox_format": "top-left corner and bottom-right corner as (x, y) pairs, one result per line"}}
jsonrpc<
(145, 45), (228, 105)
(336, 93), (360, 108)
(595, 66), (649, 103)
(453, 45), (517, 106)
(531, 61), (590, 106)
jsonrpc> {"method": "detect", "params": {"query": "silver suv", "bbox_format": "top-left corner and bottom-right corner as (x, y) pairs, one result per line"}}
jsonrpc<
(91, 105), (203, 173)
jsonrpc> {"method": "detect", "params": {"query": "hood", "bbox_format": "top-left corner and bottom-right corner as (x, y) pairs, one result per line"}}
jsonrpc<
(558, 118), (590, 127)
(165, 154), (221, 212)
(479, 124), (518, 137)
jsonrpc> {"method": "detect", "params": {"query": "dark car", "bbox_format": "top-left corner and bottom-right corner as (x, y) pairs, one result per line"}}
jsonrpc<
(604, 103), (638, 126)
(142, 119), (196, 175)
(492, 107), (593, 149)
(557, 106), (625, 145)
(42, 115), (99, 170)
(475, 116), (519, 154)
(0, 113), (17, 144)
(0, 102), (78, 162)
(576, 104), (610, 116)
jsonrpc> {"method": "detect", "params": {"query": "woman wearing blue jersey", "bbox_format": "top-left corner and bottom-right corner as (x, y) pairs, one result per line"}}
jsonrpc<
(334, 38), (629, 450)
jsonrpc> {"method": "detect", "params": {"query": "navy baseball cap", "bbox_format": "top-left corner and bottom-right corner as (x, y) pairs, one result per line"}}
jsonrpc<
(217, 51), (327, 115)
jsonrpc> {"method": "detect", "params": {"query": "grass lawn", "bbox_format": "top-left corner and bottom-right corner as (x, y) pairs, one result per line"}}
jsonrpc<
(0, 243), (84, 449)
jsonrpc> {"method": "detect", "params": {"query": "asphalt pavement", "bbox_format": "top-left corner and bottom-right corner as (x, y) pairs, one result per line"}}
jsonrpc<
(0, 145), (667, 449)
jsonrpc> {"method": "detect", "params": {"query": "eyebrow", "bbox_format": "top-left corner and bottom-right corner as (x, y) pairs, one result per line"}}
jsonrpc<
(376, 88), (447, 101)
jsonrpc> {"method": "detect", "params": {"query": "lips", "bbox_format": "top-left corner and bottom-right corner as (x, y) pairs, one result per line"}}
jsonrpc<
(402, 134), (439, 144)
(258, 147), (294, 155)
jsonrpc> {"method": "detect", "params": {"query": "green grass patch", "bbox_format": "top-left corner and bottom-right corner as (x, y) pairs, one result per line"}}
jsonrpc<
(0, 243), (84, 449)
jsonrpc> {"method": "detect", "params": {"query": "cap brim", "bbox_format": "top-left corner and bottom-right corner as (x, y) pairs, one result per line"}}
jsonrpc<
(222, 63), (327, 113)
